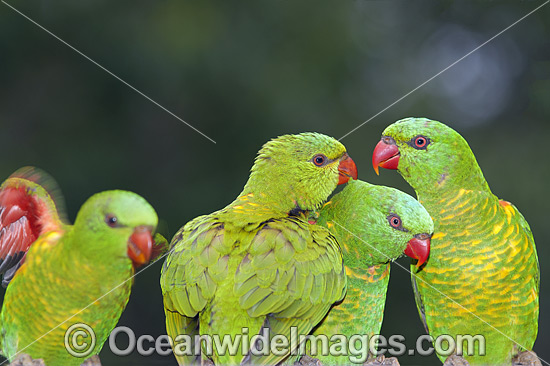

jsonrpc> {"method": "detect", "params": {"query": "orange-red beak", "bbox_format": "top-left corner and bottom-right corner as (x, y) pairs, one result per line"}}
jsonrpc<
(128, 226), (153, 267)
(372, 138), (400, 175)
(404, 233), (431, 267)
(337, 153), (358, 185)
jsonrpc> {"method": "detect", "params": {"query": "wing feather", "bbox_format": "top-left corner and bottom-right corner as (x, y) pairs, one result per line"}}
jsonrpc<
(161, 215), (346, 365)
(411, 272), (429, 334)
(240, 217), (346, 364)
(0, 167), (65, 287)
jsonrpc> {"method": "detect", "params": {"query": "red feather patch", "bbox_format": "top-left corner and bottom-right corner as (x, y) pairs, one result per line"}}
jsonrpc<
(0, 168), (64, 287)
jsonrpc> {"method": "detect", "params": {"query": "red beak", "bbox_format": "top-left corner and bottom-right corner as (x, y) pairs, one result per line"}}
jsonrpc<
(337, 153), (358, 185)
(372, 138), (400, 175)
(404, 233), (431, 267)
(128, 226), (153, 267)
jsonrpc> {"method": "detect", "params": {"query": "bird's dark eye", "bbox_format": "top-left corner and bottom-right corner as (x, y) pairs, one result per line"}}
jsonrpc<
(312, 154), (327, 167)
(388, 214), (402, 228)
(411, 135), (430, 150)
(105, 214), (118, 227)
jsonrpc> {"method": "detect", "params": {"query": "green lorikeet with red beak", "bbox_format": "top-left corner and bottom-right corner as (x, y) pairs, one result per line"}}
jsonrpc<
(160, 132), (358, 365)
(308, 179), (433, 364)
(0, 167), (168, 366)
(372, 118), (539, 365)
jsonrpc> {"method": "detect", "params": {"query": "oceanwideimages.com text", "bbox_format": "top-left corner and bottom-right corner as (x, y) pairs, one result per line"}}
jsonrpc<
(65, 324), (486, 362)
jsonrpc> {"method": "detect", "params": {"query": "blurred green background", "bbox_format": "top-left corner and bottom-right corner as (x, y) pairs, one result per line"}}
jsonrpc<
(1, 1), (548, 365)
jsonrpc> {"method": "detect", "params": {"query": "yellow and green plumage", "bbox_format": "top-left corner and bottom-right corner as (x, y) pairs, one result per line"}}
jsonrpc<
(0, 168), (168, 366)
(308, 179), (433, 364)
(160, 133), (357, 365)
(373, 118), (539, 365)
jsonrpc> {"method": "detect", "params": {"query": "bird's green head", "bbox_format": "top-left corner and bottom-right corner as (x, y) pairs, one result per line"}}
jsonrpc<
(73, 190), (159, 267)
(372, 117), (488, 193)
(242, 132), (357, 214)
(318, 180), (434, 268)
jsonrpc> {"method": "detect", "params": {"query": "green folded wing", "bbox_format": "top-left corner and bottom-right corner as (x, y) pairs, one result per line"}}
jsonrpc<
(161, 215), (227, 365)
(237, 217), (347, 365)
(161, 215), (346, 365)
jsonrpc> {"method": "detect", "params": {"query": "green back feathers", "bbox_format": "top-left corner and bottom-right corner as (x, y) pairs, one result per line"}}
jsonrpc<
(317, 179), (434, 267)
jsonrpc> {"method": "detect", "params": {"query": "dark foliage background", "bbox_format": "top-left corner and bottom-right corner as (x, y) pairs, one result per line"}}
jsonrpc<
(1, 1), (548, 365)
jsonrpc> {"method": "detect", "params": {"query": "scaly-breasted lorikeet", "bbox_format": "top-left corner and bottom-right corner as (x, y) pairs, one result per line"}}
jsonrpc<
(307, 179), (433, 364)
(372, 118), (539, 365)
(160, 133), (358, 365)
(0, 167), (168, 366)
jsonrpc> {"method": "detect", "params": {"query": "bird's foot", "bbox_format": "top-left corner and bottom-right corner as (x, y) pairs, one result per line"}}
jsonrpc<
(79, 355), (102, 366)
(443, 354), (470, 366)
(513, 351), (542, 366)
(364, 355), (400, 365)
(202, 358), (215, 366)
(8, 354), (46, 366)
(293, 355), (322, 366)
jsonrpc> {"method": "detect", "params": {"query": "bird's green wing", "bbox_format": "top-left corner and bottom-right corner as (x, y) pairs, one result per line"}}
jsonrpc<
(501, 200), (540, 294)
(160, 215), (225, 364)
(237, 217), (347, 365)
(161, 215), (346, 365)
(161, 215), (224, 317)
(411, 272), (429, 334)
(165, 310), (201, 365)
(498, 199), (540, 351)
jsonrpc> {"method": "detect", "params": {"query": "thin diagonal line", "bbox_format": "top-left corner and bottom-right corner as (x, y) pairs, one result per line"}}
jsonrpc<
(1, 0), (216, 145)
(331, 220), (548, 366)
(0, 241), (181, 365)
(339, 0), (549, 141)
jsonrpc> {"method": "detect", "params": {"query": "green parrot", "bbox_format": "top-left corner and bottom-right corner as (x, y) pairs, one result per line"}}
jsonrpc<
(372, 118), (539, 365)
(160, 132), (358, 365)
(0, 167), (168, 366)
(307, 179), (433, 364)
